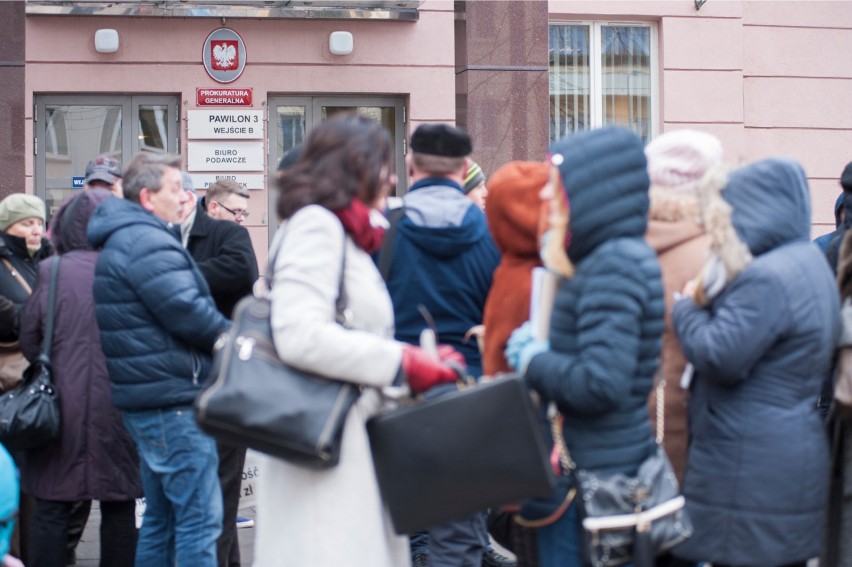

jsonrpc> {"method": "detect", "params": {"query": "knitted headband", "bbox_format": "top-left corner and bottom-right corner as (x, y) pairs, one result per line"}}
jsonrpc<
(463, 161), (486, 194)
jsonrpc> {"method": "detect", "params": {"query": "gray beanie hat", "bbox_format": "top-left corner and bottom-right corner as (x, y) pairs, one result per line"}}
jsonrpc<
(0, 194), (46, 232)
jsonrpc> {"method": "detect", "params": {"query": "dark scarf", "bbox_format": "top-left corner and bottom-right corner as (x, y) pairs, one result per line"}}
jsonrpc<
(333, 199), (385, 254)
(828, 191), (852, 274)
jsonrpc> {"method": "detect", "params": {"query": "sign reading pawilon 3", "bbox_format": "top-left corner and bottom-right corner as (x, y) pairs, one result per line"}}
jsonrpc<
(188, 110), (263, 139)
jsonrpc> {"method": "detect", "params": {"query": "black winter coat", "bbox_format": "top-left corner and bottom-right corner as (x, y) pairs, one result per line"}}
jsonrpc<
(0, 232), (51, 340)
(19, 190), (140, 501)
(187, 209), (258, 318)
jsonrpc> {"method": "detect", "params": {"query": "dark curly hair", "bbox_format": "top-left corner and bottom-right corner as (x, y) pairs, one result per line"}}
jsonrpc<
(276, 113), (393, 220)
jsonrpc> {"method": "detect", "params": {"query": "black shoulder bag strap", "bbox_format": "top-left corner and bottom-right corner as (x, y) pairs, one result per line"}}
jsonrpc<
(333, 233), (349, 327)
(39, 257), (61, 368)
(377, 206), (405, 283)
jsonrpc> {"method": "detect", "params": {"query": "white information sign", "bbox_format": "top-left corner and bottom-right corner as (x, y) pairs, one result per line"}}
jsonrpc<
(192, 173), (265, 191)
(188, 110), (264, 140)
(239, 450), (262, 510)
(187, 141), (264, 172)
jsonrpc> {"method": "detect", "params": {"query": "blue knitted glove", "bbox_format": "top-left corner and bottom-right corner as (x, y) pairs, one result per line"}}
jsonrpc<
(505, 322), (549, 373)
(519, 338), (549, 374)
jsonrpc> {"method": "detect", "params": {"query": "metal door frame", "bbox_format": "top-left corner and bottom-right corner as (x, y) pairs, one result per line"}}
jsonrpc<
(266, 94), (406, 241)
(34, 94), (180, 210)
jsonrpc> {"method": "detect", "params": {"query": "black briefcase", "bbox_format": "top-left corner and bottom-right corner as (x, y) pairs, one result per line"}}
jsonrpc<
(367, 374), (556, 534)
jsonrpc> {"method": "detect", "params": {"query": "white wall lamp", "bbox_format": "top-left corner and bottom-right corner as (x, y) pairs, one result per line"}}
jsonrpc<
(329, 31), (353, 56)
(94, 29), (119, 53)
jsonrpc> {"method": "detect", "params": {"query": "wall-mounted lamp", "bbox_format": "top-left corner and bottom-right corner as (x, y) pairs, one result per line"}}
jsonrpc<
(94, 29), (119, 53)
(329, 31), (353, 56)
(695, 0), (708, 10)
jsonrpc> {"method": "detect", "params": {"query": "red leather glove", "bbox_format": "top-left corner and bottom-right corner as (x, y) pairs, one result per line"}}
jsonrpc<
(401, 345), (465, 394)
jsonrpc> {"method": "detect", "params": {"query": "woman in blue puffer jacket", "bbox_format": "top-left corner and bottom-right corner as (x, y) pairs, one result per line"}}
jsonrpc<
(671, 158), (839, 567)
(508, 126), (665, 566)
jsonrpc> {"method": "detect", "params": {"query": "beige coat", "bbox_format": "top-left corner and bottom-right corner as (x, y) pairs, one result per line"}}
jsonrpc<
(253, 205), (408, 567)
(644, 219), (709, 485)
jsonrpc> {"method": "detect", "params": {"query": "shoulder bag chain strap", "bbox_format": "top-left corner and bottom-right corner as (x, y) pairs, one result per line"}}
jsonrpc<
(551, 350), (667, 470)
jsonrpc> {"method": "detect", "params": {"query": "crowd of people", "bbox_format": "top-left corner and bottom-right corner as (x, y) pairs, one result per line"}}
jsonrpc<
(0, 113), (851, 567)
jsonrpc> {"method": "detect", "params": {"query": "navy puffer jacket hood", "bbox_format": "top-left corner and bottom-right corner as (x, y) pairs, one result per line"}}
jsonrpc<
(550, 126), (650, 263)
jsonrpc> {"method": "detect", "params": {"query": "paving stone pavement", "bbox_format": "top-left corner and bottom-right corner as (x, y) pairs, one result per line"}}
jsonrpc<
(74, 501), (256, 566)
(65, 506), (821, 567)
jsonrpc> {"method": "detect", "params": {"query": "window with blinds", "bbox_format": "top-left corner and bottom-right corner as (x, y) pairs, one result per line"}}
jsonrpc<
(549, 23), (656, 144)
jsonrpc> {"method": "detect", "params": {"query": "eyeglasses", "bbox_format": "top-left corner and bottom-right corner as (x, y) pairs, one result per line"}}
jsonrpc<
(215, 201), (250, 219)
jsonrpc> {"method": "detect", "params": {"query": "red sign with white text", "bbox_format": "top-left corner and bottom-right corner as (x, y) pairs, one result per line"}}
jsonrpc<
(196, 88), (253, 107)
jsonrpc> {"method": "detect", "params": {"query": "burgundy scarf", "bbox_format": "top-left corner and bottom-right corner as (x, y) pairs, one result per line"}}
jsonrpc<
(333, 199), (385, 254)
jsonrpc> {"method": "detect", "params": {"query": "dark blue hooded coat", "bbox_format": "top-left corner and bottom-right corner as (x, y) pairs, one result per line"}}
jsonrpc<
(671, 158), (839, 565)
(384, 178), (500, 377)
(525, 127), (664, 475)
(87, 197), (229, 411)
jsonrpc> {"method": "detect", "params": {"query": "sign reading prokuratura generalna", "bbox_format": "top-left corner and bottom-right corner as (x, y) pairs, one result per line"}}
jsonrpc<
(197, 88), (253, 107)
(202, 27), (247, 84)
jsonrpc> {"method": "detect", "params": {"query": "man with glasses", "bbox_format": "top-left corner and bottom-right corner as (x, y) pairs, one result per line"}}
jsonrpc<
(203, 180), (251, 225)
(179, 172), (258, 567)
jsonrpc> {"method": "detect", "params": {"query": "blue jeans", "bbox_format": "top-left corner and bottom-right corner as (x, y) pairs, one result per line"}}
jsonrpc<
(123, 407), (222, 567)
(538, 503), (634, 567)
(537, 502), (582, 567)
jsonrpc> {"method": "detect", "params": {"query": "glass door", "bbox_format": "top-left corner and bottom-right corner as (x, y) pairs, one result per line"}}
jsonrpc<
(267, 95), (406, 239)
(312, 97), (405, 190)
(35, 95), (179, 217)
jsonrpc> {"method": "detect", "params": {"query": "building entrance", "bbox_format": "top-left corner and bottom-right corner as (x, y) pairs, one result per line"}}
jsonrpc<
(34, 95), (180, 217)
(267, 96), (406, 236)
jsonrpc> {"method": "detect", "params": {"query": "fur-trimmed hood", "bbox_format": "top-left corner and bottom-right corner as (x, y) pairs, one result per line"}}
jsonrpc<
(723, 158), (811, 256)
(692, 158), (811, 303)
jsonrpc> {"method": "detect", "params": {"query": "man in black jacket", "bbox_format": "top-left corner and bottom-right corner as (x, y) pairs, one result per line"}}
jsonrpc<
(179, 173), (258, 567)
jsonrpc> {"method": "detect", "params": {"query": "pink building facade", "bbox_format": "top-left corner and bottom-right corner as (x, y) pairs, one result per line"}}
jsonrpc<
(1, 0), (849, 262)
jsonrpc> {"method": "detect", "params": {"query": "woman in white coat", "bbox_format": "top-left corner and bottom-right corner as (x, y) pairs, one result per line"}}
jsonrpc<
(254, 113), (465, 567)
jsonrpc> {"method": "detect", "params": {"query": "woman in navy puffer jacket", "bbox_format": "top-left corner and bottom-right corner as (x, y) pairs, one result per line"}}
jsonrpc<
(671, 158), (839, 567)
(509, 127), (665, 566)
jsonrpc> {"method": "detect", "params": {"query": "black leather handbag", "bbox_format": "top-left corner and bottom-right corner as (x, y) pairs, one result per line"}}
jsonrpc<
(553, 376), (693, 567)
(0, 257), (61, 452)
(195, 237), (358, 469)
(367, 374), (556, 534)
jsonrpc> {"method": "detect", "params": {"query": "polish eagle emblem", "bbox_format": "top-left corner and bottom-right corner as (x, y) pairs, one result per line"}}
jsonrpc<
(211, 40), (238, 71)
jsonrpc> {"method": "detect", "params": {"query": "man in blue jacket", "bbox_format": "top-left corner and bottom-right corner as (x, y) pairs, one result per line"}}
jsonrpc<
(87, 152), (230, 567)
(381, 124), (503, 567)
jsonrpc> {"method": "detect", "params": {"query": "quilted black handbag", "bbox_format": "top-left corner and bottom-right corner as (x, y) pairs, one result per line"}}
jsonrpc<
(0, 257), (61, 451)
(195, 236), (359, 469)
(552, 375), (693, 567)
